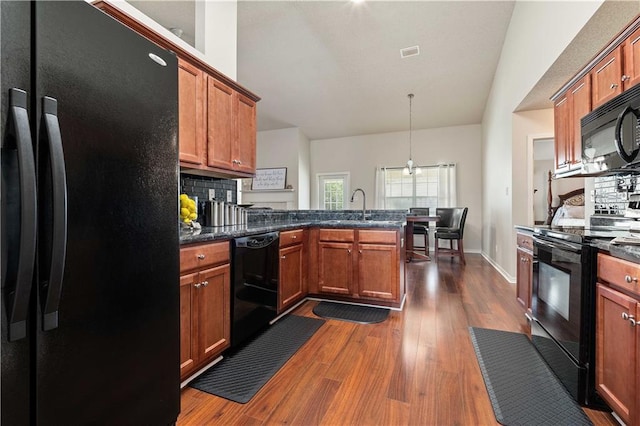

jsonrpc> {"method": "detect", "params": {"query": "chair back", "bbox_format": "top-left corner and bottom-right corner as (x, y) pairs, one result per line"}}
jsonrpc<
(408, 207), (430, 234)
(435, 207), (468, 237)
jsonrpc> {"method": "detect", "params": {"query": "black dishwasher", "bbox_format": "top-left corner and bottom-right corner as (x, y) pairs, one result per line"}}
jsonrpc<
(231, 232), (280, 348)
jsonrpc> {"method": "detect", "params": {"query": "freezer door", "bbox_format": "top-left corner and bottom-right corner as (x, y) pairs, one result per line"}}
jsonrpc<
(1, 2), (34, 425)
(33, 2), (179, 424)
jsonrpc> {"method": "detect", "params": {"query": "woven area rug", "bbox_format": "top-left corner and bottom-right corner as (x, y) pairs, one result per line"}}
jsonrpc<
(469, 327), (593, 426)
(312, 301), (389, 324)
(189, 315), (325, 403)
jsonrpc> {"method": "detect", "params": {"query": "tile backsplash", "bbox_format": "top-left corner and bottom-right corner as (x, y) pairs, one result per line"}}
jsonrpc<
(593, 175), (637, 215)
(180, 174), (237, 204)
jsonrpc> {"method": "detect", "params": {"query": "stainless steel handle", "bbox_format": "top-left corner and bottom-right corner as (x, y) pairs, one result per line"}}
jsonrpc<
(611, 83), (619, 89)
(194, 283), (201, 288)
(622, 75), (630, 82)
(197, 254), (205, 260)
(281, 255), (286, 259)
(631, 317), (637, 327)
(625, 275), (638, 283)
(622, 312), (629, 320)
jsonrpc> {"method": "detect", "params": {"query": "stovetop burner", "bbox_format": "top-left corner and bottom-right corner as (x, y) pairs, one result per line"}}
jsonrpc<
(533, 225), (630, 244)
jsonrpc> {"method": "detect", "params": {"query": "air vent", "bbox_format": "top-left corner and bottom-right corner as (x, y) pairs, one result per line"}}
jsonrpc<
(400, 45), (420, 59)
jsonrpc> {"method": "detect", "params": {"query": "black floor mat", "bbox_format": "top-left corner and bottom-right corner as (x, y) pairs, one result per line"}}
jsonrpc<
(189, 315), (325, 404)
(469, 327), (593, 426)
(312, 301), (389, 324)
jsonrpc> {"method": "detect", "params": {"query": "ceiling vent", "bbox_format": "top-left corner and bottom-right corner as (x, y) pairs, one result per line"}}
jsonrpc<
(400, 45), (420, 59)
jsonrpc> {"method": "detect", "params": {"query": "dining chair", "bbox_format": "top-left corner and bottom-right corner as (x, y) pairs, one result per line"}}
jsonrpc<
(408, 207), (430, 256)
(434, 207), (468, 264)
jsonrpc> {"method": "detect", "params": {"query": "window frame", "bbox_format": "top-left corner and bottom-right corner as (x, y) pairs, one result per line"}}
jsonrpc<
(317, 172), (350, 210)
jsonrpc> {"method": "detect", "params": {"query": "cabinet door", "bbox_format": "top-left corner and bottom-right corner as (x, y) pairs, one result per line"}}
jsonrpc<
(554, 95), (570, 171)
(195, 264), (231, 364)
(207, 76), (234, 170)
(596, 283), (637, 425)
(591, 46), (623, 108)
(358, 243), (397, 301)
(179, 272), (197, 379)
(178, 59), (205, 166)
(234, 93), (257, 174)
(570, 75), (591, 166)
(516, 247), (532, 310)
(624, 27), (640, 90)
(318, 242), (353, 295)
(279, 244), (304, 312)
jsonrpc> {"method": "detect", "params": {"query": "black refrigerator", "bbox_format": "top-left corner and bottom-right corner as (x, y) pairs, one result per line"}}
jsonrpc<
(1, 1), (180, 424)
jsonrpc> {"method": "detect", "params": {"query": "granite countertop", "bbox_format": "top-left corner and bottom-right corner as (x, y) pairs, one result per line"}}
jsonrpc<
(591, 239), (640, 264)
(180, 219), (405, 245)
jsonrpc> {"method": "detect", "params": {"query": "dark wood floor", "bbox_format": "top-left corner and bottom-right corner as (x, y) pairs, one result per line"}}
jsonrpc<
(178, 254), (619, 425)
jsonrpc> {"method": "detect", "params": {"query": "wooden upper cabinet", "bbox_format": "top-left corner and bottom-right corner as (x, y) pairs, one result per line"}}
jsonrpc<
(207, 76), (235, 170)
(554, 94), (570, 171)
(235, 94), (257, 174)
(591, 46), (624, 109)
(624, 26), (640, 90)
(569, 75), (591, 165)
(178, 59), (205, 166)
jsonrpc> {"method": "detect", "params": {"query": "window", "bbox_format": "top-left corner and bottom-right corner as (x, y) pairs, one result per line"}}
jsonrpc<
(375, 164), (456, 209)
(318, 173), (349, 210)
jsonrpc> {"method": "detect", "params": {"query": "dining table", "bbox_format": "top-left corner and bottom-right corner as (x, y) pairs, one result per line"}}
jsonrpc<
(405, 215), (440, 262)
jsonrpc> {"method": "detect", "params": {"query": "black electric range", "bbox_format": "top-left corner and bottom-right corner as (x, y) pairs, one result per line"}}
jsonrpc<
(533, 225), (628, 244)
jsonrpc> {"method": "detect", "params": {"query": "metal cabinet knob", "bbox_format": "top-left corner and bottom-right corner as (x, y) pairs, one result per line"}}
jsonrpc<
(359, 250), (363, 254)
(610, 83), (619, 89)
(292, 235), (297, 239)
(281, 255), (286, 259)
(347, 249), (352, 254)
(194, 283), (201, 288)
(625, 275), (637, 283)
(202, 281), (208, 287)
(197, 254), (205, 260)
(622, 74), (630, 82)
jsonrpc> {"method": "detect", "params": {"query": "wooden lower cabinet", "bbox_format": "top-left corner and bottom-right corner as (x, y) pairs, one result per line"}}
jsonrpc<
(179, 242), (231, 381)
(312, 228), (403, 307)
(318, 242), (354, 295)
(279, 229), (307, 312)
(596, 253), (640, 426)
(515, 232), (533, 313)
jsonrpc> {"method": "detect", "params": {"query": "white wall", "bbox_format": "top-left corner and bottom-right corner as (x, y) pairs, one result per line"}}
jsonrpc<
(242, 128), (310, 209)
(310, 124), (483, 252)
(482, 1), (604, 280)
(195, 1), (237, 80)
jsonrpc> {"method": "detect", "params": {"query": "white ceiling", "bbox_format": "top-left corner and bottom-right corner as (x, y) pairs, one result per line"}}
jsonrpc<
(127, 0), (640, 141)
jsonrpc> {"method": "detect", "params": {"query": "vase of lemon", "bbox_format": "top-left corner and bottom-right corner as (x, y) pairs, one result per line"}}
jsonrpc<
(179, 194), (198, 224)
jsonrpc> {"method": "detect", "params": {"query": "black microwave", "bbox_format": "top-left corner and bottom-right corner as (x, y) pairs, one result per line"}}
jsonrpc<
(579, 83), (640, 176)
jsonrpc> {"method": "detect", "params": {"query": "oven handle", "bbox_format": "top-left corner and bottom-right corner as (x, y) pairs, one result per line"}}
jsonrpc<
(533, 236), (582, 254)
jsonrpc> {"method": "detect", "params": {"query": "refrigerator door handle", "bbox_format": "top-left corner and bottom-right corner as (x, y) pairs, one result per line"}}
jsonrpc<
(40, 96), (67, 331)
(3, 89), (37, 341)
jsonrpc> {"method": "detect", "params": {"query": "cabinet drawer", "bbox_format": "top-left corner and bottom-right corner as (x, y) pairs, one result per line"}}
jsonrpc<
(516, 233), (533, 252)
(597, 253), (640, 298)
(180, 241), (230, 272)
(319, 229), (355, 242)
(358, 230), (397, 244)
(280, 229), (305, 248)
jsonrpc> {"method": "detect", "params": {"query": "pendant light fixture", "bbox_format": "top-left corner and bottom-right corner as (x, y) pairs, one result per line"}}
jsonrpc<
(403, 93), (421, 175)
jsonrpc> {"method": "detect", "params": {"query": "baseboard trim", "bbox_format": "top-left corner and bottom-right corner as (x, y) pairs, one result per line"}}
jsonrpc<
(481, 252), (516, 284)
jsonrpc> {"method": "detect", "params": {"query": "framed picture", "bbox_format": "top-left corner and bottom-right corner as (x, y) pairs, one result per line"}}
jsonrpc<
(251, 167), (287, 190)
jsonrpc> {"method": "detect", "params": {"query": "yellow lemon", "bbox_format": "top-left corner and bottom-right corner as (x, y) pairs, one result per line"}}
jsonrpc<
(189, 212), (197, 220)
(180, 208), (190, 217)
(180, 194), (188, 201)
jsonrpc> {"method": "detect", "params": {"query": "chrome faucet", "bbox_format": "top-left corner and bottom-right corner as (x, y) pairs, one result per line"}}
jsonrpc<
(350, 188), (366, 220)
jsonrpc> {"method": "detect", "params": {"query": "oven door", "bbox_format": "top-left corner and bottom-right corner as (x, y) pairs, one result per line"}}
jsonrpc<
(531, 235), (593, 403)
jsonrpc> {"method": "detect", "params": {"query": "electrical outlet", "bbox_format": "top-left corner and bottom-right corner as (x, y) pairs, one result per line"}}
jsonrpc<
(208, 189), (216, 201)
(227, 190), (232, 202)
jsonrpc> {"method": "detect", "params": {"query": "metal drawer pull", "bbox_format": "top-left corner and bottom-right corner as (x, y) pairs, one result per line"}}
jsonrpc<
(623, 312), (629, 320)
(197, 254), (205, 260)
(622, 75), (630, 82)
(625, 275), (638, 283)
(611, 83), (619, 89)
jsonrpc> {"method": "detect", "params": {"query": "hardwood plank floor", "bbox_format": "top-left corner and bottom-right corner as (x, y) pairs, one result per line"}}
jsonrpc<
(178, 254), (619, 425)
